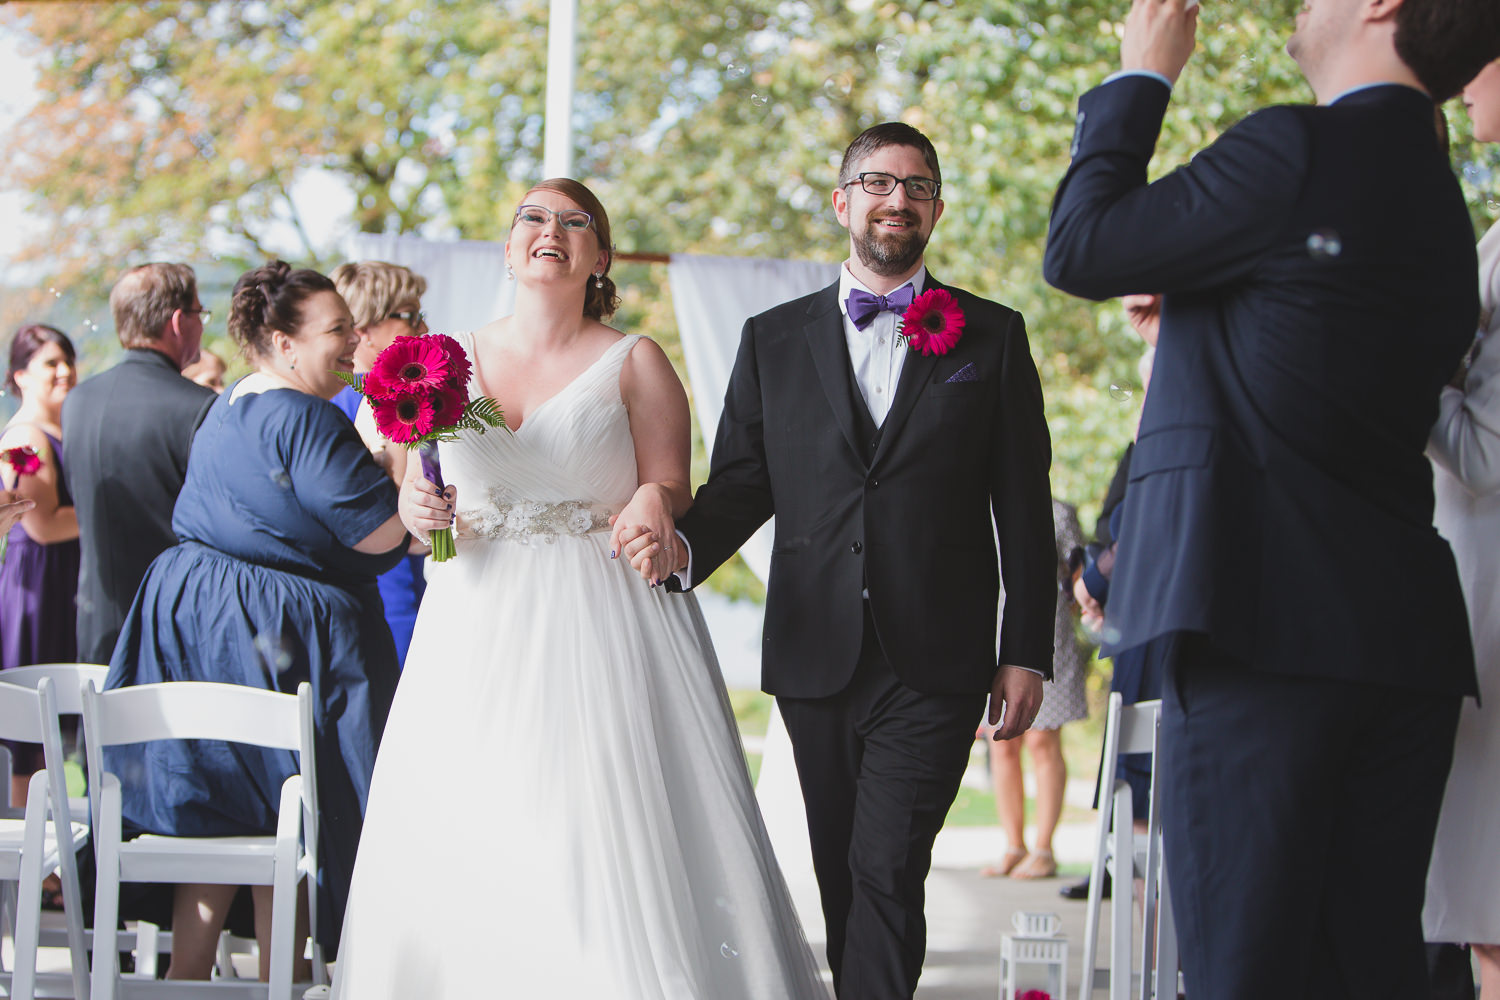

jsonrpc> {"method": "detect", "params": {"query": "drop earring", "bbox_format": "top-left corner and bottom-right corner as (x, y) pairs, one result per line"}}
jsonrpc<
(594, 272), (604, 289)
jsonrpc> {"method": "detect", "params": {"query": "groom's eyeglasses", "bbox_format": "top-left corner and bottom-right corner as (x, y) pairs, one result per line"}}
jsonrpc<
(842, 172), (941, 201)
(513, 204), (594, 232)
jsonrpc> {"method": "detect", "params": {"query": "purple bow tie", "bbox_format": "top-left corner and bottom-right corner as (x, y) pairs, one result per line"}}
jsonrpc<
(846, 285), (915, 331)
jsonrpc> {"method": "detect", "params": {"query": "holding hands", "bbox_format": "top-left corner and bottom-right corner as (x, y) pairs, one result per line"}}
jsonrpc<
(1122, 0), (1199, 85)
(610, 483), (686, 586)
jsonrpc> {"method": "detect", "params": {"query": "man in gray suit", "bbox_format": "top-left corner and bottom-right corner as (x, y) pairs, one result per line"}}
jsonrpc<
(63, 263), (217, 663)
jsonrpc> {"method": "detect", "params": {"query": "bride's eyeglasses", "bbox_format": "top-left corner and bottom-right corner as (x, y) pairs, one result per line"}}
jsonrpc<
(513, 205), (594, 232)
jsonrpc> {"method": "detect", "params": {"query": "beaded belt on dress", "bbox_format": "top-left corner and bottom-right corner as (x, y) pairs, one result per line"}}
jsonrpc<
(458, 498), (617, 543)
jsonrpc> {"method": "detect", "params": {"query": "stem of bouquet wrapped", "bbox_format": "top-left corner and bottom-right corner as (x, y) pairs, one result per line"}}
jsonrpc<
(418, 441), (456, 563)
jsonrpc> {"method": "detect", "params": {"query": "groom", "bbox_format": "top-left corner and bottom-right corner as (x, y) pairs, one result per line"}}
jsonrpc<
(624, 122), (1055, 997)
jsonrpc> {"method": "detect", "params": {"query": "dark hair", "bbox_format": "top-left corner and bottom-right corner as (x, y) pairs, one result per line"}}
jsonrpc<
(1395, 2), (1500, 103)
(837, 123), (942, 189)
(228, 261), (338, 361)
(6, 324), (76, 395)
(108, 262), (197, 348)
(520, 178), (621, 321)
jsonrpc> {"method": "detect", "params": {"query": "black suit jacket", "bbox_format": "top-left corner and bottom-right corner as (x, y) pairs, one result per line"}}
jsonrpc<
(1045, 77), (1478, 695)
(62, 349), (217, 664)
(676, 276), (1055, 698)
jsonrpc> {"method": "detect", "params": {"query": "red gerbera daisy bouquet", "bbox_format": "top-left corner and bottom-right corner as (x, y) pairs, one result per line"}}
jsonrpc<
(335, 334), (504, 562)
(900, 288), (966, 356)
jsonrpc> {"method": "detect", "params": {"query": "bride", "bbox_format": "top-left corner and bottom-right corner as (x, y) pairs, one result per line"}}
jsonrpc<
(330, 179), (825, 998)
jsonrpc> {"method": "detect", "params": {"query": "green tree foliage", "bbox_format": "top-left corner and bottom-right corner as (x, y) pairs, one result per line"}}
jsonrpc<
(5, 0), (1498, 535)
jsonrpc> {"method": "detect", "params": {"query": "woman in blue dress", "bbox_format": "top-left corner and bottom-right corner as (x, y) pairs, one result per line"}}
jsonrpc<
(328, 260), (430, 666)
(106, 261), (408, 980)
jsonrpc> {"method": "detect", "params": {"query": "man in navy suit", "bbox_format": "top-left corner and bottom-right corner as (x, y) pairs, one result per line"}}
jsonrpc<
(1045, 1), (1500, 996)
(622, 123), (1055, 998)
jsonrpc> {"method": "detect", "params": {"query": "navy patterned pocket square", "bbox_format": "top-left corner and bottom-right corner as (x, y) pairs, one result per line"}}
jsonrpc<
(944, 363), (979, 384)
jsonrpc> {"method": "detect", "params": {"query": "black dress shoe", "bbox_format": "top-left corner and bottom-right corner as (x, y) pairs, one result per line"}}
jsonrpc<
(1059, 871), (1110, 900)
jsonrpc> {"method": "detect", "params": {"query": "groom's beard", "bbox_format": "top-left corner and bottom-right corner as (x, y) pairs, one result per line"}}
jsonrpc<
(851, 210), (929, 277)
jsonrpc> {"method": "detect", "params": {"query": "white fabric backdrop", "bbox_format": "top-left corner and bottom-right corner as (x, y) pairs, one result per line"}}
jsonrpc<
(666, 253), (841, 579)
(342, 233), (516, 335)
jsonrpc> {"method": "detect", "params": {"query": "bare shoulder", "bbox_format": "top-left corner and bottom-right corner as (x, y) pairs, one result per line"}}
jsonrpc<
(0, 422), (50, 452)
(619, 333), (677, 380)
(618, 333), (685, 408)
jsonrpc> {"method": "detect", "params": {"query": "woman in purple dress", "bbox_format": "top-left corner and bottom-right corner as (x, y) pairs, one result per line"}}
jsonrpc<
(0, 324), (81, 803)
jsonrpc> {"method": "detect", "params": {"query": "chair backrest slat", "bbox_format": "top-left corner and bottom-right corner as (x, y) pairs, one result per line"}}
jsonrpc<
(0, 681), (47, 745)
(0, 663), (109, 715)
(85, 682), (302, 750)
(1114, 698), (1161, 757)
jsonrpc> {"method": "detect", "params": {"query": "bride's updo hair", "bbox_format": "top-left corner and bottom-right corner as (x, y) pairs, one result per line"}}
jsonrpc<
(524, 178), (621, 321)
(228, 260), (339, 360)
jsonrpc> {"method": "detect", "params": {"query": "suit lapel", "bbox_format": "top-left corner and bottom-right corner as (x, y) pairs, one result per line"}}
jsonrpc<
(870, 277), (944, 468)
(802, 285), (869, 467)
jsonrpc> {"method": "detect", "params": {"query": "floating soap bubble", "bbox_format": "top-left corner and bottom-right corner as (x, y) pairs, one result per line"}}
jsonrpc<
(1100, 625), (1123, 645)
(253, 632), (295, 673)
(823, 73), (853, 99)
(875, 37), (903, 66)
(749, 92), (770, 110)
(1306, 229), (1342, 259)
(724, 61), (748, 81)
(720, 942), (740, 959)
(1489, 200), (1500, 213)
(1109, 382), (1135, 402)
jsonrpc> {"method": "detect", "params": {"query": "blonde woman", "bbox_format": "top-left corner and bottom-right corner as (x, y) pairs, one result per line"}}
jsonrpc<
(330, 260), (431, 664)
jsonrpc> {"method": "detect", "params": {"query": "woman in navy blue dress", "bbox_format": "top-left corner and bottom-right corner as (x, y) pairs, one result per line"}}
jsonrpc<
(106, 261), (408, 980)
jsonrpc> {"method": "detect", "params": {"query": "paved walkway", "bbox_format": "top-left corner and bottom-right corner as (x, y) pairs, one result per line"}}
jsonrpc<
(27, 821), (1120, 999)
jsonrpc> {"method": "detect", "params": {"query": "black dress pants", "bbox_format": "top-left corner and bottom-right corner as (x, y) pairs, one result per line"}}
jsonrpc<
(778, 607), (986, 1000)
(1156, 632), (1461, 1000)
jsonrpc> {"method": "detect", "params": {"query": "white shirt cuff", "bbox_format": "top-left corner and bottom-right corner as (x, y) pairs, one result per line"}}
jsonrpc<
(671, 530), (693, 590)
(1103, 69), (1173, 92)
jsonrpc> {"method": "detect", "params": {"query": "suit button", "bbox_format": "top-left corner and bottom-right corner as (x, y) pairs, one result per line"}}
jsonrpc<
(850, 541), (863, 554)
(867, 479), (879, 489)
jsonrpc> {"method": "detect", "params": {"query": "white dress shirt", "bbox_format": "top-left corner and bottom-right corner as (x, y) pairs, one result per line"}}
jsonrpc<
(838, 264), (926, 426)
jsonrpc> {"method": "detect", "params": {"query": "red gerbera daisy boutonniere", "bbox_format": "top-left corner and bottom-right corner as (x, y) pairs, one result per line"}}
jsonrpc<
(899, 288), (966, 357)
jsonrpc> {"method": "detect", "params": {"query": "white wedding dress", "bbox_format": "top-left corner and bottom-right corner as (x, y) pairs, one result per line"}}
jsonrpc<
(331, 333), (825, 998)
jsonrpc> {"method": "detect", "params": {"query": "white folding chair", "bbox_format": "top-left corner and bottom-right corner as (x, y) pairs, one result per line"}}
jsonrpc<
(1077, 693), (1178, 1000)
(82, 681), (322, 1000)
(0, 677), (91, 1000)
(0, 664), (180, 981)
